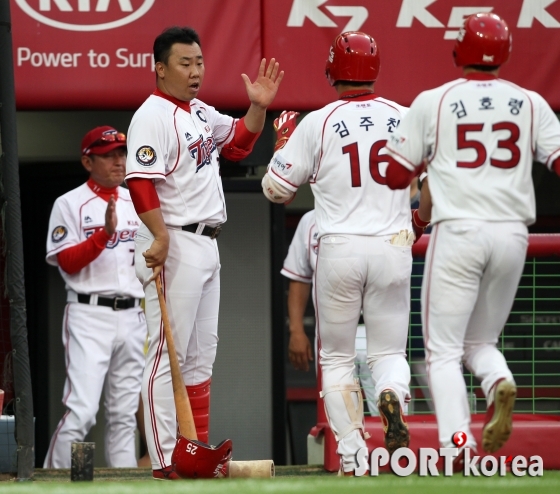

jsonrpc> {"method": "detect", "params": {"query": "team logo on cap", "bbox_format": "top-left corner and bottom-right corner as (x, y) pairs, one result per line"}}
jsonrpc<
(136, 146), (156, 166)
(52, 225), (68, 243)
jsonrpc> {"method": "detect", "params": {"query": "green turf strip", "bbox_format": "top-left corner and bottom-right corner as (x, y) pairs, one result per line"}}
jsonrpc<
(0, 469), (559, 494)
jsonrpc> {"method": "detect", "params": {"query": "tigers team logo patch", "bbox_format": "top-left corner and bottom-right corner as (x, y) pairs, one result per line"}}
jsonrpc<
(52, 225), (68, 243)
(136, 146), (156, 166)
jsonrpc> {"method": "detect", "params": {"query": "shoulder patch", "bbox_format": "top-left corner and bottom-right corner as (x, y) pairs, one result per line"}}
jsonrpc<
(52, 225), (68, 243)
(136, 146), (157, 166)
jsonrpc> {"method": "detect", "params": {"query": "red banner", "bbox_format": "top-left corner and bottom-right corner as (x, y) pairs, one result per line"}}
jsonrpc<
(12, 0), (560, 111)
(263, 0), (560, 111)
(12, 0), (261, 110)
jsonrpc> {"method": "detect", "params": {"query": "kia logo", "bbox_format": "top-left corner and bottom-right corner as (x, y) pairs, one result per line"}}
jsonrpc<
(15, 0), (155, 32)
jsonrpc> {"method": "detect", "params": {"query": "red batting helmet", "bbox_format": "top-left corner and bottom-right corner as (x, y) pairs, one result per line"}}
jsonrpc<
(453, 13), (512, 67)
(325, 31), (380, 86)
(172, 435), (232, 479)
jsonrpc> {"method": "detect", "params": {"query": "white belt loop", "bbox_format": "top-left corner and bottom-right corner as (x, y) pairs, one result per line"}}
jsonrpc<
(196, 223), (206, 235)
(89, 294), (98, 305)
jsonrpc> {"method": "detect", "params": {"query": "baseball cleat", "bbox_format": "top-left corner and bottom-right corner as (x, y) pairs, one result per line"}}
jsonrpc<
(378, 389), (409, 454)
(152, 465), (181, 480)
(337, 469), (356, 477)
(482, 379), (516, 453)
(452, 447), (477, 473)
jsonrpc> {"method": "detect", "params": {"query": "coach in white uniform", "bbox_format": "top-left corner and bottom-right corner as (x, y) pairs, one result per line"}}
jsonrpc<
(262, 32), (427, 475)
(385, 13), (560, 461)
(44, 126), (146, 468)
(125, 26), (283, 479)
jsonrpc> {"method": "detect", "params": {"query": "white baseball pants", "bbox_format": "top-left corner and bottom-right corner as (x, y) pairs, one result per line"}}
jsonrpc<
(316, 234), (412, 472)
(135, 225), (220, 470)
(355, 326), (379, 416)
(422, 220), (527, 449)
(44, 303), (146, 468)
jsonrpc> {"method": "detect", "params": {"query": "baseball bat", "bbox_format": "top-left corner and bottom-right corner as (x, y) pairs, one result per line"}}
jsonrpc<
(155, 274), (274, 478)
(226, 460), (275, 478)
(155, 274), (198, 440)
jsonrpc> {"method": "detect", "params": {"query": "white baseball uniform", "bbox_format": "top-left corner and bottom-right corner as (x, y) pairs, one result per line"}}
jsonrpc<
(44, 182), (146, 468)
(125, 92), (238, 470)
(266, 94), (413, 471)
(281, 210), (378, 415)
(385, 73), (560, 449)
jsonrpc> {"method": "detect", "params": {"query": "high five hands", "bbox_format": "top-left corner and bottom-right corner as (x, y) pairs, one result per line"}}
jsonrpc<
(241, 58), (284, 109)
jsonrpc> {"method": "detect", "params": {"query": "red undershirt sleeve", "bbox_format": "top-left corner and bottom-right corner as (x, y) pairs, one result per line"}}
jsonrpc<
(553, 157), (560, 177)
(57, 229), (111, 275)
(220, 118), (260, 162)
(127, 177), (161, 214)
(385, 156), (420, 189)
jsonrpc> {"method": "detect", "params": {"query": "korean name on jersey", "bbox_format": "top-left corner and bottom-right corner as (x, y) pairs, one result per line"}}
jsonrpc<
(269, 97), (412, 238)
(386, 77), (560, 225)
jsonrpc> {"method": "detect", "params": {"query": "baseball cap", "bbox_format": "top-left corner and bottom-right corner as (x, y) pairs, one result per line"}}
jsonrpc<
(81, 126), (127, 156)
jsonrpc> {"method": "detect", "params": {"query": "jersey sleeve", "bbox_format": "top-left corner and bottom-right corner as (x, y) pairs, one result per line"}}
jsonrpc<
(385, 92), (432, 172)
(281, 211), (315, 283)
(532, 92), (560, 169)
(221, 118), (260, 161)
(125, 104), (169, 182)
(56, 229), (110, 274)
(266, 115), (318, 192)
(46, 196), (81, 266)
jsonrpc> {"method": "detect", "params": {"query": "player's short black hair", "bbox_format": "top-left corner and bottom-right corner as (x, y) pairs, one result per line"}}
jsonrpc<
(335, 81), (374, 87)
(154, 26), (201, 65)
(465, 64), (500, 72)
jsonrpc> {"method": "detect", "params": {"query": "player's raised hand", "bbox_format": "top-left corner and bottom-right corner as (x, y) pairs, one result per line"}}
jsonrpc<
(274, 111), (299, 152)
(104, 195), (117, 236)
(241, 58), (284, 109)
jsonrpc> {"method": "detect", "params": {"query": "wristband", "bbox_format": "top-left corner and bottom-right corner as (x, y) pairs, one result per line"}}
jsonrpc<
(412, 209), (430, 229)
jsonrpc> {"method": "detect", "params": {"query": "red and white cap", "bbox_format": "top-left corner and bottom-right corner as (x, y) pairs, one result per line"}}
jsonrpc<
(81, 126), (127, 156)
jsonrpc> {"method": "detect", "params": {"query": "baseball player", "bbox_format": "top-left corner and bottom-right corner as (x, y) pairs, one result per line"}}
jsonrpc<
(125, 26), (283, 479)
(282, 208), (379, 415)
(262, 32), (428, 475)
(43, 126), (146, 468)
(384, 12), (560, 463)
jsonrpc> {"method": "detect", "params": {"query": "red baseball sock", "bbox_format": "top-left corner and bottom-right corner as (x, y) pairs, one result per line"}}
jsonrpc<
(186, 379), (211, 444)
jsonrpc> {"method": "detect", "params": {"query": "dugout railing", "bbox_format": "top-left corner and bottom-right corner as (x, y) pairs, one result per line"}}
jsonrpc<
(312, 233), (560, 469)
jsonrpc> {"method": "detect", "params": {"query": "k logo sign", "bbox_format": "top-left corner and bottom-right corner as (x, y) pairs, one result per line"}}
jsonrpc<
(15, 0), (155, 31)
